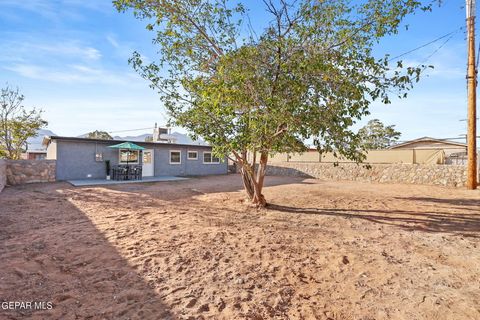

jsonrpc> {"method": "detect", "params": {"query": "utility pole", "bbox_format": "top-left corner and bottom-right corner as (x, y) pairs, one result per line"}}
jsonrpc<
(466, 0), (478, 189)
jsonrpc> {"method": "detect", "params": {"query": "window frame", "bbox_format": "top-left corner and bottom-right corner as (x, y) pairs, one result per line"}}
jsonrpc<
(203, 151), (220, 164)
(169, 150), (182, 164)
(118, 149), (139, 164)
(187, 150), (198, 160)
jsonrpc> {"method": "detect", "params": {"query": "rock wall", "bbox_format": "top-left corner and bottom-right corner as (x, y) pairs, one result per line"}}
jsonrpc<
(265, 162), (467, 187)
(0, 160), (6, 192)
(6, 160), (56, 185)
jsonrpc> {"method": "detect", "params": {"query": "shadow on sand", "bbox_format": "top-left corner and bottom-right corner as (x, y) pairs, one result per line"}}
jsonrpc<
(395, 196), (480, 209)
(0, 184), (175, 320)
(267, 203), (480, 238)
(79, 173), (315, 202)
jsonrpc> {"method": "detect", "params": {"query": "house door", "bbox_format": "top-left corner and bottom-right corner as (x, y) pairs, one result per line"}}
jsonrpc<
(142, 149), (154, 177)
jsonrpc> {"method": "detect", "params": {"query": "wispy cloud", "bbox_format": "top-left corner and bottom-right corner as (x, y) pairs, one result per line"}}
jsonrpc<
(0, 0), (54, 14)
(0, 39), (102, 63)
(105, 33), (151, 63)
(5, 63), (138, 85)
(0, 0), (112, 20)
(34, 42), (102, 60)
(106, 35), (120, 49)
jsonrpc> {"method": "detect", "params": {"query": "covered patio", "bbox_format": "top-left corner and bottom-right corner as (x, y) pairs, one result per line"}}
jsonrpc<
(67, 176), (188, 187)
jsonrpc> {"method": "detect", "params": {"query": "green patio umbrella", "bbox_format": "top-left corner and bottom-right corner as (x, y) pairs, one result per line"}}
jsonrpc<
(108, 141), (145, 165)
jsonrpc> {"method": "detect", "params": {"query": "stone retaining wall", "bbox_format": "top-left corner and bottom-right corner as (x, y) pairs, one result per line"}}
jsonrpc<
(265, 162), (467, 187)
(6, 160), (56, 185)
(0, 160), (6, 192)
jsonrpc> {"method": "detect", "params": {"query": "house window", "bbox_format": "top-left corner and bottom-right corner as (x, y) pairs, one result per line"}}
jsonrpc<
(203, 151), (220, 164)
(187, 151), (198, 160)
(170, 150), (181, 164)
(119, 149), (139, 164)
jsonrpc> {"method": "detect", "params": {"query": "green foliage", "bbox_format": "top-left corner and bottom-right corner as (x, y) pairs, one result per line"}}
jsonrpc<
(144, 135), (153, 142)
(358, 119), (401, 149)
(115, 0), (437, 204)
(87, 130), (113, 140)
(0, 86), (47, 160)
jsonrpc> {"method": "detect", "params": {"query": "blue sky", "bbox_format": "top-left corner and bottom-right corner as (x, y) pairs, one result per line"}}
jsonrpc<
(0, 0), (474, 143)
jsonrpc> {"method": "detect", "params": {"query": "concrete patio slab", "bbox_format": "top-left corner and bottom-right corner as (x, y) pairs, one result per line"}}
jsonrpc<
(67, 176), (188, 187)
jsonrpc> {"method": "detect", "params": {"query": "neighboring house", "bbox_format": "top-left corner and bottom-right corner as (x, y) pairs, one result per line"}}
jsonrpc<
(389, 137), (467, 155)
(22, 142), (47, 160)
(23, 150), (47, 160)
(42, 136), (227, 181)
(22, 129), (56, 160)
(389, 136), (468, 165)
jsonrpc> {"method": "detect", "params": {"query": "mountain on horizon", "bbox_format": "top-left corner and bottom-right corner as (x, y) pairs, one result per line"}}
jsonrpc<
(27, 129), (56, 151)
(76, 131), (208, 145)
(26, 129), (208, 152)
(112, 133), (151, 141)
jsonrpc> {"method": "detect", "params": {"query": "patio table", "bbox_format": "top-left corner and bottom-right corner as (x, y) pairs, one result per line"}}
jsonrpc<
(112, 165), (142, 181)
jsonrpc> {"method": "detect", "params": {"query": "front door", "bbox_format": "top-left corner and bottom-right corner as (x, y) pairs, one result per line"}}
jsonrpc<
(142, 149), (154, 177)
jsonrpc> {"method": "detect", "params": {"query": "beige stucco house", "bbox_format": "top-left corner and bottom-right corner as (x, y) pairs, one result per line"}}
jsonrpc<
(389, 137), (467, 156)
(389, 137), (468, 165)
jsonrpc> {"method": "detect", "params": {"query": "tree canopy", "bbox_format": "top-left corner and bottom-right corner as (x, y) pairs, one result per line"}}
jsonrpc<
(115, 0), (436, 206)
(0, 86), (47, 160)
(87, 130), (113, 140)
(358, 119), (402, 149)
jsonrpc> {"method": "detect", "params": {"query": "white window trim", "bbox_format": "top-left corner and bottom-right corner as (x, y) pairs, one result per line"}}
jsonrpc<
(169, 150), (182, 164)
(118, 149), (139, 164)
(203, 151), (220, 164)
(187, 150), (198, 160)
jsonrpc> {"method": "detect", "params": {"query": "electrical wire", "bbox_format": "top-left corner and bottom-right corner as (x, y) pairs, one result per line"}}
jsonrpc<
(387, 26), (464, 62)
(107, 127), (160, 134)
(420, 32), (457, 64)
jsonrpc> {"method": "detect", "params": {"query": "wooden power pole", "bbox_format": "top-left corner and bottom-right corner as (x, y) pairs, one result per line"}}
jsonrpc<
(466, 0), (478, 190)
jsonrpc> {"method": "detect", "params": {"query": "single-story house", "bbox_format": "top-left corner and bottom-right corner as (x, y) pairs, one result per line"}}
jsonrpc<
(389, 136), (471, 165)
(42, 136), (227, 181)
(22, 142), (47, 160)
(389, 137), (467, 157)
(22, 150), (47, 160)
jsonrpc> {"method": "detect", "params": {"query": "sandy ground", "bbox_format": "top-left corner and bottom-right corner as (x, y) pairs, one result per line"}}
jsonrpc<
(0, 174), (479, 320)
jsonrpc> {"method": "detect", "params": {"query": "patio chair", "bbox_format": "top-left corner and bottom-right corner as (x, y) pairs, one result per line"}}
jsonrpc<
(135, 166), (143, 180)
(129, 165), (139, 180)
(118, 166), (128, 181)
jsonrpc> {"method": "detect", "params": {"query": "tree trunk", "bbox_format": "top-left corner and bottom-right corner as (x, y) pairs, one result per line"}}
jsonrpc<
(240, 165), (255, 199)
(238, 153), (268, 207)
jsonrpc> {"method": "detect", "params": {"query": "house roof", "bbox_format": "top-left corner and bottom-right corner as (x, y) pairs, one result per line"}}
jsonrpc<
(42, 135), (213, 149)
(27, 142), (47, 152)
(389, 136), (467, 149)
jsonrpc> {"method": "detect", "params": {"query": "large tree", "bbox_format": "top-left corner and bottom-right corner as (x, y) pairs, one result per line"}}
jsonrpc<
(115, 0), (434, 206)
(358, 119), (401, 149)
(87, 130), (113, 140)
(0, 86), (47, 160)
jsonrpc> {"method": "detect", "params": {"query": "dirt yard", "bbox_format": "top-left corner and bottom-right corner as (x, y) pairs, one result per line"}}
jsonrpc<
(0, 175), (479, 320)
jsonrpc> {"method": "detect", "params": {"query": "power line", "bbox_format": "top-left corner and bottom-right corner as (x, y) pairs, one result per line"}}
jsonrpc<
(420, 33), (456, 64)
(395, 136), (480, 143)
(108, 127), (156, 134)
(387, 26), (464, 62)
